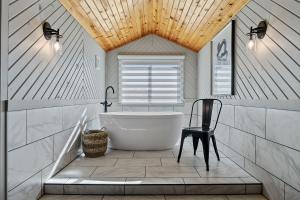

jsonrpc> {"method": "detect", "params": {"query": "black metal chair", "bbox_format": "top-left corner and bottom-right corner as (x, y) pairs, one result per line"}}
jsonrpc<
(177, 99), (222, 171)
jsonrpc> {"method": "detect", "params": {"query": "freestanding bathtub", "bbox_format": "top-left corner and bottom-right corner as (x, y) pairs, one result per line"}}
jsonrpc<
(99, 112), (184, 150)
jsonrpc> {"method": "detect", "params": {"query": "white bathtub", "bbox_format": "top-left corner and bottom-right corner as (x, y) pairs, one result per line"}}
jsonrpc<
(99, 112), (184, 150)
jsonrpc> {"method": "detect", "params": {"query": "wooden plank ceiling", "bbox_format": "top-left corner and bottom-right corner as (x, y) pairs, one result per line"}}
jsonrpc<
(59, 0), (249, 51)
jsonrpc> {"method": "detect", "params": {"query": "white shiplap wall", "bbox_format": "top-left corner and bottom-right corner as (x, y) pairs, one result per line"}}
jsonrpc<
(199, 0), (300, 101)
(106, 34), (198, 100)
(4, 1), (106, 200)
(7, 0), (105, 101)
(198, 0), (300, 199)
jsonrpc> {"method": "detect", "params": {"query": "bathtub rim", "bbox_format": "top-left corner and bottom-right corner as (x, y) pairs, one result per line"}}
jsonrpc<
(99, 111), (184, 119)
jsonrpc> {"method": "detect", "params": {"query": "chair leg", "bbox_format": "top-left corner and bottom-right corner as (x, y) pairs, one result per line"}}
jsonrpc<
(201, 134), (210, 171)
(177, 132), (187, 163)
(211, 135), (220, 161)
(192, 136), (199, 155)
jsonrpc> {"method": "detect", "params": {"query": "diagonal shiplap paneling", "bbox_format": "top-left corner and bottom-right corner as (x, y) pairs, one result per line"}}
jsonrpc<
(233, 0), (300, 100)
(221, 0), (300, 101)
(7, 0), (104, 101)
(199, 0), (300, 101)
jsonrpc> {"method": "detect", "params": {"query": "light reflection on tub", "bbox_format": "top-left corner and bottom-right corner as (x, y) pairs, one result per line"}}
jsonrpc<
(100, 112), (184, 150)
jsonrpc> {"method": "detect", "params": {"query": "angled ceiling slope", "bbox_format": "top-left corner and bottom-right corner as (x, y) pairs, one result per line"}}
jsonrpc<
(59, 0), (249, 51)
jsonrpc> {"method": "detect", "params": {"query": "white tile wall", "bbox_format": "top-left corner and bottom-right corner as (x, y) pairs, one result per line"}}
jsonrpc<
(174, 100), (194, 115)
(62, 105), (85, 129)
(235, 106), (266, 137)
(216, 125), (255, 162)
(27, 107), (62, 143)
(7, 103), (101, 197)
(184, 115), (198, 128)
(149, 106), (174, 112)
(53, 130), (72, 161)
(122, 105), (149, 112)
(229, 128), (256, 162)
(7, 172), (42, 200)
(285, 184), (300, 200)
(85, 103), (101, 120)
(256, 137), (300, 191)
(215, 123), (230, 145)
(107, 100), (122, 112)
(41, 163), (55, 185)
(213, 104), (300, 200)
(87, 118), (101, 130)
(245, 159), (284, 200)
(266, 109), (300, 151)
(216, 141), (245, 168)
(8, 137), (53, 190)
(7, 111), (26, 151)
(219, 105), (234, 127)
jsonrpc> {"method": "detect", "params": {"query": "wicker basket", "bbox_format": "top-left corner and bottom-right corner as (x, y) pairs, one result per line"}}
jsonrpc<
(82, 128), (108, 158)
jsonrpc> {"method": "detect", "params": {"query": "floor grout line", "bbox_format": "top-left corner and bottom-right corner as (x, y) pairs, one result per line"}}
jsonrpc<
(113, 158), (118, 167)
(194, 166), (201, 178)
(89, 166), (98, 177)
(47, 148), (263, 192)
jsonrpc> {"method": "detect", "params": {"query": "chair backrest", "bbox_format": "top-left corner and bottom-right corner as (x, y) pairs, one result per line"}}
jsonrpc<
(188, 98), (222, 131)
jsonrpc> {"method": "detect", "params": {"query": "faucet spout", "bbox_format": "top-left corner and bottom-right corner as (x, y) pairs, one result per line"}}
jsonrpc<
(105, 86), (115, 99)
(101, 86), (115, 112)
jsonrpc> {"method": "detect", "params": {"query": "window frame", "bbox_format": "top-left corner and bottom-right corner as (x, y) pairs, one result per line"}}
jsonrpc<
(118, 55), (185, 106)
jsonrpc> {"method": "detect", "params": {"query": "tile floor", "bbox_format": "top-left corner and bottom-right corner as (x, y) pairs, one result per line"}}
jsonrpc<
(40, 195), (267, 200)
(44, 138), (261, 195)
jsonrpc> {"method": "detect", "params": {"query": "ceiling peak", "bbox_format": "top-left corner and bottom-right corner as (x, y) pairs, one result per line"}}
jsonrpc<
(59, 0), (249, 51)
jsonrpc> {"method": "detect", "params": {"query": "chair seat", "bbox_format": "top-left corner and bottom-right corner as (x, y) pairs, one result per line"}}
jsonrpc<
(183, 127), (213, 133)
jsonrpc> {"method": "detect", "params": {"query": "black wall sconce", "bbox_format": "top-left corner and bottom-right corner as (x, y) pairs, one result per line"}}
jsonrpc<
(43, 22), (63, 53)
(246, 20), (267, 50)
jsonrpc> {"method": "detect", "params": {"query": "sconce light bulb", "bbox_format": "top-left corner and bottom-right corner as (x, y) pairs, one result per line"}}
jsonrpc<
(54, 41), (61, 51)
(247, 39), (255, 50)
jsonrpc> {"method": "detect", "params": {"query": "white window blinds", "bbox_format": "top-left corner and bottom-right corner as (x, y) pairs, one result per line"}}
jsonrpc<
(118, 55), (184, 105)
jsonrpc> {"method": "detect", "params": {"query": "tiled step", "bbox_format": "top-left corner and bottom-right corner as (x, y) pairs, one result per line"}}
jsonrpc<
(44, 177), (262, 195)
(40, 194), (268, 200)
(44, 145), (262, 195)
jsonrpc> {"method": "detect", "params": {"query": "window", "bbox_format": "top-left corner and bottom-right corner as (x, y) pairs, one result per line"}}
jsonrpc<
(118, 55), (184, 105)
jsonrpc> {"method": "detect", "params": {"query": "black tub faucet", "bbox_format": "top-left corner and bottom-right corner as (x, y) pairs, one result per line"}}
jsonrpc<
(101, 86), (115, 112)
